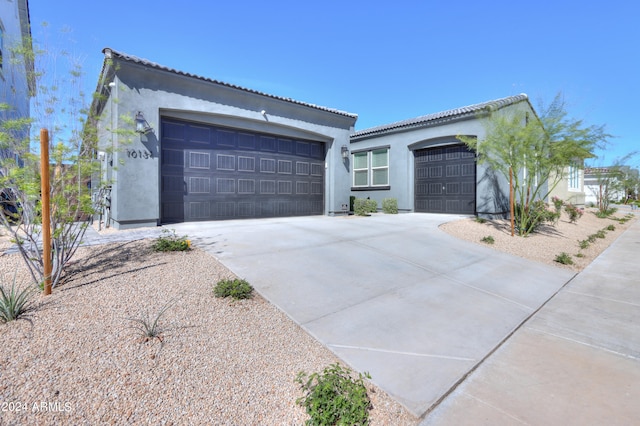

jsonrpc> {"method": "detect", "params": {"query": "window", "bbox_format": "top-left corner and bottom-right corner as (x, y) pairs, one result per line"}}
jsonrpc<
(352, 148), (389, 188)
(568, 163), (580, 191)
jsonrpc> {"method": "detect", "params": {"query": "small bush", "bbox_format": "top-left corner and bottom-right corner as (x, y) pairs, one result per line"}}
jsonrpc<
(551, 196), (564, 214)
(587, 234), (598, 243)
(214, 278), (254, 300)
(595, 207), (618, 218)
(595, 229), (606, 239)
(481, 235), (495, 244)
(475, 217), (487, 224)
(354, 198), (378, 216)
(555, 252), (574, 265)
(606, 224), (616, 231)
(152, 229), (191, 252)
(564, 204), (584, 223)
(575, 253), (585, 258)
(296, 363), (372, 426)
(0, 275), (35, 323)
(578, 239), (590, 249)
(514, 200), (557, 235)
(382, 198), (398, 214)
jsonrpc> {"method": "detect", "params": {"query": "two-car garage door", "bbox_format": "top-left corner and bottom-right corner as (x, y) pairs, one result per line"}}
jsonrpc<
(161, 118), (325, 223)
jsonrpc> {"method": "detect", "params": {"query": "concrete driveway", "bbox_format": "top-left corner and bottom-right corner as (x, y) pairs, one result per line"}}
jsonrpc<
(170, 213), (575, 418)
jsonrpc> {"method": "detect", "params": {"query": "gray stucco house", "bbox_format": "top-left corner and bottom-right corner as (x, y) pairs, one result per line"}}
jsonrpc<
(0, 0), (33, 168)
(90, 48), (538, 229)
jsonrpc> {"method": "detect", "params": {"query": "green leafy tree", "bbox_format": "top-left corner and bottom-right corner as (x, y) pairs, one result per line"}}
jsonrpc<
(0, 26), (112, 289)
(586, 154), (638, 213)
(460, 93), (608, 236)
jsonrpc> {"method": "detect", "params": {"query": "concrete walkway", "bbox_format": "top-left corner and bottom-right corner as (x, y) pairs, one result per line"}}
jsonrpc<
(169, 213), (576, 418)
(422, 215), (640, 425)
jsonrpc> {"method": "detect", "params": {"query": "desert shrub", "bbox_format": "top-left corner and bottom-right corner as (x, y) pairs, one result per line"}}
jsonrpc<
(152, 229), (191, 252)
(475, 217), (487, 224)
(564, 204), (584, 223)
(382, 198), (398, 214)
(575, 253), (585, 258)
(296, 363), (372, 426)
(481, 235), (495, 244)
(354, 199), (378, 216)
(0, 275), (35, 323)
(554, 252), (573, 265)
(587, 234), (598, 243)
(214, 278), (254, 300)
(127, 300), (174, 343)
(595, 207), (618, 218)
(606, 224), (616, 231)
(578, 239), (590, 249)
(514, 201), (557, 235)
(551, 196), (564, 214)
(595, 229), (606, 239)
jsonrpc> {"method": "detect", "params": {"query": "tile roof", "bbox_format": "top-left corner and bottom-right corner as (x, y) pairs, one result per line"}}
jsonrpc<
(351, 94), (530, 139)
(101, 48), (358, 119)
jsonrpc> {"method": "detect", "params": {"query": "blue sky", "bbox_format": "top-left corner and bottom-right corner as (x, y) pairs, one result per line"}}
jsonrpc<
(30, 0), (638, 167)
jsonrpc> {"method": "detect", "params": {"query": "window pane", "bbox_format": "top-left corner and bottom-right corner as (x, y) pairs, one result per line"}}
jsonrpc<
(372, 168), (388, 185)
(354, 170), (368, 186)
(353, 152), (368, 169)
(371, 149), (388, 167)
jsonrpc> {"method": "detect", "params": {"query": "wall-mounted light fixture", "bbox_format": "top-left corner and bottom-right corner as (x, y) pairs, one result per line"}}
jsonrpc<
(341, 145), (349, 160)
(135, 111), (153, 134)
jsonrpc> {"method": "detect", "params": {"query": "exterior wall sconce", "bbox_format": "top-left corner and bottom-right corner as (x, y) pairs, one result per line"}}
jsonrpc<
(341, 145), (349, 160)
(135, 111), (153, 134)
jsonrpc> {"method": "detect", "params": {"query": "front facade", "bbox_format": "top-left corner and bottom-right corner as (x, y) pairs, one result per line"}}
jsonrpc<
(90, 49), (584, 228)
(0, 0), (33, 168)
(349, 95), (534, 217)
(92, 49), (356, 229)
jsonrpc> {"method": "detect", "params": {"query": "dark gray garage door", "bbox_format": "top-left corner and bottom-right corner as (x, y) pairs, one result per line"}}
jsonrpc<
(161, 118), (325, 223)
(414, 144), (476, 214)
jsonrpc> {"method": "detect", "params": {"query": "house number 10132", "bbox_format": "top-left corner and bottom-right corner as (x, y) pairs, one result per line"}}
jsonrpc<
(126, 149), (153, 159)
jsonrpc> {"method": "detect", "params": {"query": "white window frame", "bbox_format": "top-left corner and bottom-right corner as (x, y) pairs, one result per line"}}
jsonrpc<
(352, 147), (389, 188)
(568, 163), (580, 191)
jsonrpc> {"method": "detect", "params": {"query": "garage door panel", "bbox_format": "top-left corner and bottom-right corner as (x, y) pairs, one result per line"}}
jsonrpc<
(161, 118), (324, 222)
(415, 144), (476, 214)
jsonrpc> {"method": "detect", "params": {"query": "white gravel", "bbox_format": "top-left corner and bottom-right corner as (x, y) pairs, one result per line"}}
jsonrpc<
(0, 238), (416, 425)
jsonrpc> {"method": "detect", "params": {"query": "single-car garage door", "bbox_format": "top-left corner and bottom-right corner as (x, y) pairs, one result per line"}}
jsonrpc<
(414, 144), (476, 214)
(161, 118), (325, 222)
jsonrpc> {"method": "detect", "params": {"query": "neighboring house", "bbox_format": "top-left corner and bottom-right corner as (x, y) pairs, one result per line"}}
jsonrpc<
(0, 0), (33, 169)
(584, 166), (638, 206)
(89, 49), (576, 228)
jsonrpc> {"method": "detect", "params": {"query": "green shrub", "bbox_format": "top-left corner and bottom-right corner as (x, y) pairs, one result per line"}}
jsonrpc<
(606, 224), (616, 231)
(595, 229), (606, 239)
(152, 229), (191, 252)
(214, 278), (254, 300)
(575, 253), (585, 258)
(514, 200), (557, 235)
(595, 207), (618, 218)
(578, 239), (590, 249)
(353, 198), (378, 216)
(481, 235), (495, 244)
(551, 196), (564, 214)
(554, 252), (574, 265)
(0, 275), (35, 323)
(587, 234), (598, 243)
(296, 363), (372, 426)
(382, 198), (398, 214)
(564, 204), (584, 223)
(475, 217), (487, 224)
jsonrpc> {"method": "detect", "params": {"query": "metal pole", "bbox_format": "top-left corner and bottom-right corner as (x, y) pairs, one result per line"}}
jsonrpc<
(40, 129), (52, 295)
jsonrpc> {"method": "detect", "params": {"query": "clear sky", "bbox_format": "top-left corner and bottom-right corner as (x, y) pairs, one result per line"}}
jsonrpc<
(29, 0), (638, 167)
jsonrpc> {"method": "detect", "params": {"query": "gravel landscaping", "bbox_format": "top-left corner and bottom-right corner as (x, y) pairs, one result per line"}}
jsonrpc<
(0, 207), (635, 425)
(0, 238), (415, 425)
(440, 207), (637, 271)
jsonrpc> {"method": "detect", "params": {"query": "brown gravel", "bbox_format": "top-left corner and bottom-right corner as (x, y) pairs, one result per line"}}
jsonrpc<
(439, 207), (638, 271)
(0, 238), (416, 425)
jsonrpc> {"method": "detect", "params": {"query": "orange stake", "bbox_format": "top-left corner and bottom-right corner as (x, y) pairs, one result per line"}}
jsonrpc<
(40, 129), (52, 295)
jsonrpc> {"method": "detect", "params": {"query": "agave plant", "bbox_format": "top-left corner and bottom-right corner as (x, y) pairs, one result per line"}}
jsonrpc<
(0, 273), (36, 323)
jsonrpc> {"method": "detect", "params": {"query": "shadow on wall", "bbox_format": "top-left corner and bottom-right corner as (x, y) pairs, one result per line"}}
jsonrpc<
(477, 168), (509, 219)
